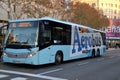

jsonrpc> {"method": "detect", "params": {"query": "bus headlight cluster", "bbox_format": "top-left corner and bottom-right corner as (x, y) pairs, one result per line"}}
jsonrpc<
(3, 52), (7, 56)
(28, 51), (38, 57)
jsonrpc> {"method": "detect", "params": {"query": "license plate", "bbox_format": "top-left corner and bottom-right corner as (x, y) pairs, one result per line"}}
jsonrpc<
(13, 60), (23, 63)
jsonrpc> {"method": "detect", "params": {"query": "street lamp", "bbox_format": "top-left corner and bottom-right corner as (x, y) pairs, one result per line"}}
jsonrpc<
(64, 0), (71, 21)
(65, 0), (70, 11)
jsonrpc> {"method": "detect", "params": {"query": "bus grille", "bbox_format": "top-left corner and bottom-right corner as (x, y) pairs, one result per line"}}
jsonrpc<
(6, 53), (28, 58)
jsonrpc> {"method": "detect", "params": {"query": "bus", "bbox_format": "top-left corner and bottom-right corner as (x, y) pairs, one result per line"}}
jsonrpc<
(2, 17), (106, 65)
(0, 19), (8, 57)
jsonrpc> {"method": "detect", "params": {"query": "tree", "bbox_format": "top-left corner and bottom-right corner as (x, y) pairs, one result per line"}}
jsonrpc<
(0, 0), (109, 29)
(68, 2), (109, 29)
(8, 0), (67, 19)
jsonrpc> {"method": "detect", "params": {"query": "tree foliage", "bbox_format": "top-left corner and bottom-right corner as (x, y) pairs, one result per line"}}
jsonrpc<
(0, 0), (109, 29)
(9, 0), (67, 19)
(68, 2), (109, 29)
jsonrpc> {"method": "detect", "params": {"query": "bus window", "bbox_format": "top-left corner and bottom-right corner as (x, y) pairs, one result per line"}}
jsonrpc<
(64, 27), (71, 44)
(39, 22), (51, 49)
(80, 27), (89, 33)
(52, 25), (71, 45)
(52, 27), (63, 44)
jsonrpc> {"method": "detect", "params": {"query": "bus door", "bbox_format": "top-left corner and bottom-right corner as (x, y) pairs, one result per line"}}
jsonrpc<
(38, 21), (52, 62)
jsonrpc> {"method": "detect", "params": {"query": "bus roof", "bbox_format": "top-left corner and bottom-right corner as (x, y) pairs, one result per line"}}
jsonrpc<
(10, 17), (105, 33)
(92, 28), (105, 33)
(10, 17), (71, 25)
(10, 17), (92, 29)
(40, 17), (93, 30)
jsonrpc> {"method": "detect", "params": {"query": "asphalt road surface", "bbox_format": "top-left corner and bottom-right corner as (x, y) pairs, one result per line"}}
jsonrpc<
(0, 48), (120, 80)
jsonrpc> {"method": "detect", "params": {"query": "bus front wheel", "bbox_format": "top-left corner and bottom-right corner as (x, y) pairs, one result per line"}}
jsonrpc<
(55, 52), (63, 65)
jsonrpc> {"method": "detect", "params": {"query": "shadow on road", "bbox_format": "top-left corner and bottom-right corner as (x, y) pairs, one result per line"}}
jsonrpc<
(1, 56), (101, 70)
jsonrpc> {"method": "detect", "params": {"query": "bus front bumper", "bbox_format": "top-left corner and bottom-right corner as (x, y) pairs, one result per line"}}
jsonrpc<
(2, 55), (39, 65)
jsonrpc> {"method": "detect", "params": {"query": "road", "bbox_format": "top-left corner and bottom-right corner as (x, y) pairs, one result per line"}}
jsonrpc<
(0, 49), (120, 80)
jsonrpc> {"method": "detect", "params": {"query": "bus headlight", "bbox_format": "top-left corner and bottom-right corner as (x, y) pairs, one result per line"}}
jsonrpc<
(28, 51), (38, 57)
(3, 52), (7, 56)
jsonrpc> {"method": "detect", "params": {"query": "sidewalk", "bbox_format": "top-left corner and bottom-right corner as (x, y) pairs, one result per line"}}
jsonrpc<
(107, 48), (119, 51)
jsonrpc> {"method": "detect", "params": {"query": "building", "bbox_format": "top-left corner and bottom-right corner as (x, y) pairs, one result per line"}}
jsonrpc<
(73, 0), (120, 19)
(106, 19), (120, 48)
(98, 0), (120, 48)
(99, 0), (120, 19)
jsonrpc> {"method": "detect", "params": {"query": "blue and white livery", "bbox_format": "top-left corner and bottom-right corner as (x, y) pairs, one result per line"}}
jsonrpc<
(2, 17), (106, 65)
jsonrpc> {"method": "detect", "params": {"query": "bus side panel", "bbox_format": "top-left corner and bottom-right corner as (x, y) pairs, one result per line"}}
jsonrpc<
(70, 45), (92, 60)
(38, 45), (89, 64)
(38, 45), (71, 65)
(50, 46), (90, 62)
(38, 47), (52, 65)
(50, 45), (71, 62)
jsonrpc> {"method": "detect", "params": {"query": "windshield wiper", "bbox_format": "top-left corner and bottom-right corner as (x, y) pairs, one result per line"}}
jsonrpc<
(10, 41), (29, 45)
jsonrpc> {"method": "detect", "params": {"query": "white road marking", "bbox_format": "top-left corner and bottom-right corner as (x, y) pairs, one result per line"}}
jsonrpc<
(78, 62), (89, 66)
(97, 58), (104, 61)
(0, 69), (67, 80)
(38, 68), (63, 75)
(0, 74), (9, 78)
(11, 77), (27, 80)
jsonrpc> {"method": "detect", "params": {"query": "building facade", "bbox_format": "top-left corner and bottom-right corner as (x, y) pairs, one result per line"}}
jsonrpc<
(98, 0), (120, 48)
(99, 0), (120, 19)
(106, 19), (120, 48)
(73, 0), (120, 19)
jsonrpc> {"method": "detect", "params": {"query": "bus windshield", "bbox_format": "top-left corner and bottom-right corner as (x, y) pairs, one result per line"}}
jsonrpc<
(5, 21), (39, 48)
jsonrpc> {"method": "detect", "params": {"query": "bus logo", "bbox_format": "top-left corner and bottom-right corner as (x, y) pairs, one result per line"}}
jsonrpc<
(70, 26), (101, 57)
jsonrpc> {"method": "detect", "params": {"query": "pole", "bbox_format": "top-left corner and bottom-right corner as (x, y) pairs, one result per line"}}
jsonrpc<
(97, 0), (99, 10)
(7, 0), (11, 19)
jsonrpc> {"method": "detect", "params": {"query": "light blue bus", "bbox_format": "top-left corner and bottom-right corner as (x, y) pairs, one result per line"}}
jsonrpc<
(2, 17), (106, 65)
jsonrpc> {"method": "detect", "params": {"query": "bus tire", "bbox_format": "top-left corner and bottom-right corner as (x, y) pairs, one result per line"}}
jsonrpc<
(92, 50), (95, 58)
(55, 52), (63, 65)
